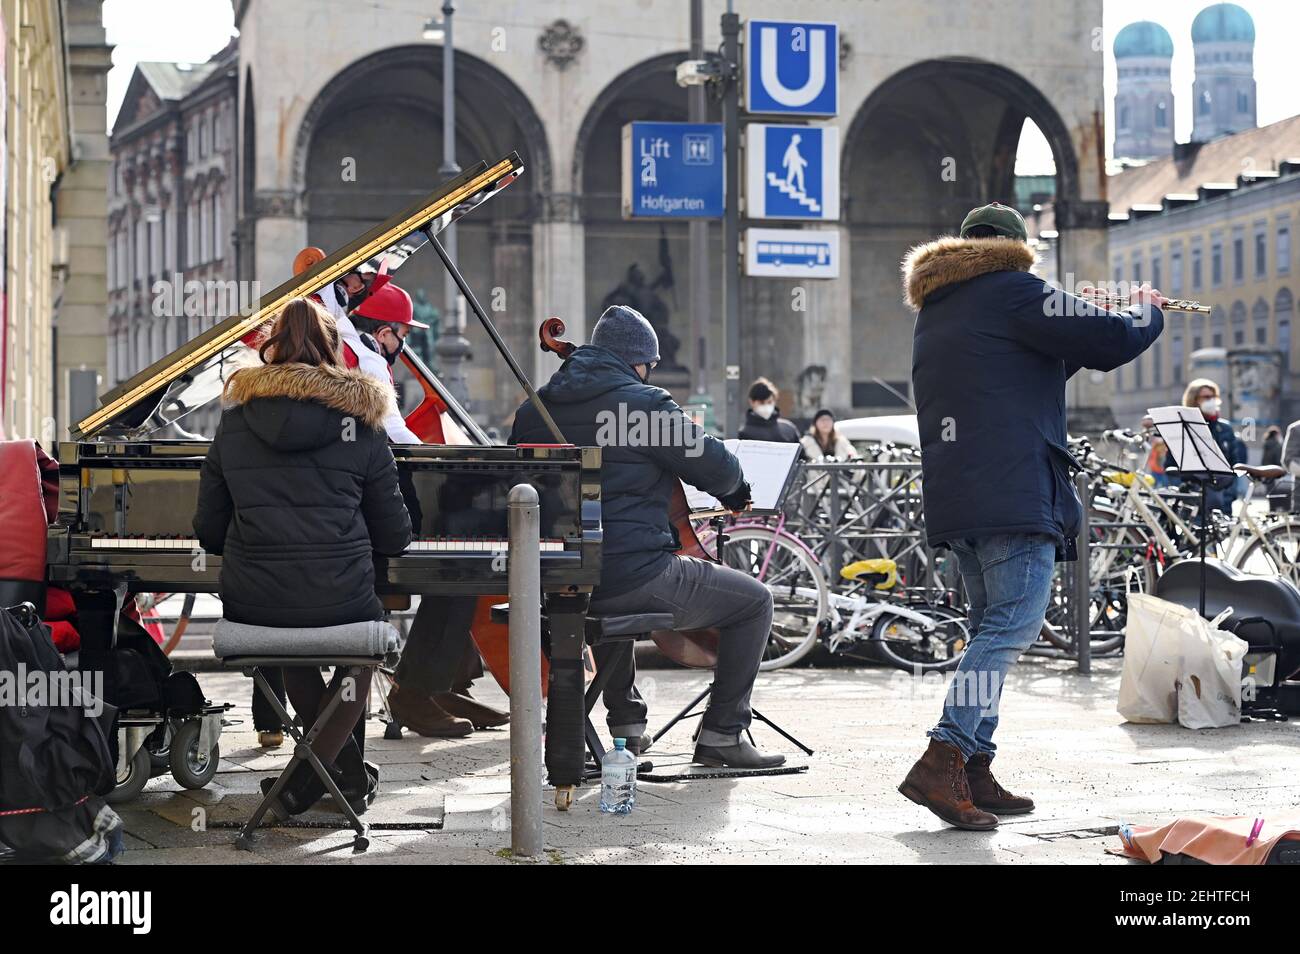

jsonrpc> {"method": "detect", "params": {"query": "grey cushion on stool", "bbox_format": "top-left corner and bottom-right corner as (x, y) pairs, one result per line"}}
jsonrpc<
(213, 619), (400, 659)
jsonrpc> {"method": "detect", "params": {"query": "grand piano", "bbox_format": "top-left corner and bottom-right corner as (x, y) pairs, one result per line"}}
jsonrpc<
(49, 153), (599, 801)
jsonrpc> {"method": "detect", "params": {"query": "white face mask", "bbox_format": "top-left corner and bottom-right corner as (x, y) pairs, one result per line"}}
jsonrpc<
(1199, 397), (1222, 417)
(754, 402), (776, 420)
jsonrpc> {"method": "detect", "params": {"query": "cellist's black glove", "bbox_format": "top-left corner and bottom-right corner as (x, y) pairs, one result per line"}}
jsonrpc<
(717, 479), (752, 513)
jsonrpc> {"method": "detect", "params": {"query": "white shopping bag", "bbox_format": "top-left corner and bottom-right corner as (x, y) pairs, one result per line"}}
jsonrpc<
(1177, 618), (1249, 729)
(1119, 592), (1233, 724)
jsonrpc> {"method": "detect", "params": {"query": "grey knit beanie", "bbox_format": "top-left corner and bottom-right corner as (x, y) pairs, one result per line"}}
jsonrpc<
(591, 305), (660, 366)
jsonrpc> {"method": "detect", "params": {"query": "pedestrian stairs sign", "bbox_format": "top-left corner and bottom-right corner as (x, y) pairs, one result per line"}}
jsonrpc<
(745, 124), (839, 221)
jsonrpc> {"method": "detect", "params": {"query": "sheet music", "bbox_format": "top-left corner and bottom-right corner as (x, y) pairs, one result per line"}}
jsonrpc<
(1146, 405), (1235, 475)
(683, 439), (803, 512)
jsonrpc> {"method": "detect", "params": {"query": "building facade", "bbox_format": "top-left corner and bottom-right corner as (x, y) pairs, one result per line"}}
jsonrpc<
(231, 0), (1114, 431)
(1107, 117), (1300, 435)
(107, 42), (238, 389)
(1, 0), (110, 442)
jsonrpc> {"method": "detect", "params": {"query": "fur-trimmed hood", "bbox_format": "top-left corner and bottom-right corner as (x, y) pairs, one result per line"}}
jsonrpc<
(223, 362), (395, 453)
(901, 236), (1038, 311)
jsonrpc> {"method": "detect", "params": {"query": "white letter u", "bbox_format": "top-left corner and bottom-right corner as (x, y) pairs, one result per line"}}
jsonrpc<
(760, 27), (827, 108)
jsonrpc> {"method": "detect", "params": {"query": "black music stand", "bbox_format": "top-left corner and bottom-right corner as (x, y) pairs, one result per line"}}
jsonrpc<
(1148, 406), (1237, 618)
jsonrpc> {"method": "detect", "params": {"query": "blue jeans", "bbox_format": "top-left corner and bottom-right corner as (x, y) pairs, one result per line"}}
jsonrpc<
(928, 533), (1056, 761)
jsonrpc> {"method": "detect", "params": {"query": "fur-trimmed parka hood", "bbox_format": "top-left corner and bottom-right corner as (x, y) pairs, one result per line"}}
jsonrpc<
(901, 236), (1038, 311)
(223, 362), (394, 452)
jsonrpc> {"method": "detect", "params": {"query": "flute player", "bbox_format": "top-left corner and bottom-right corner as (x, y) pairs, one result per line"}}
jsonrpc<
(899, 202), (1165, 830)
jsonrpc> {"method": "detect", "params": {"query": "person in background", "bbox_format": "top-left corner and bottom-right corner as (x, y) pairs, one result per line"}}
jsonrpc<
(1173, 378), (1246, 514)
(194, 297), (412, 817)
(1262, 425), (1283, 467)
(738, 378), (801, 443)
(1145, 435), (1169, 488)
(801, 408), (860, 461)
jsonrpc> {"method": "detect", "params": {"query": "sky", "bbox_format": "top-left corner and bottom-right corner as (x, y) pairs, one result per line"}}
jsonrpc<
(102, 0), (1300, 173)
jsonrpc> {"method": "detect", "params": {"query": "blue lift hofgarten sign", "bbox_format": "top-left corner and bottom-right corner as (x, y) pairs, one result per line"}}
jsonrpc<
(621, 121), (724, 218)
(744, 19), (839, 117)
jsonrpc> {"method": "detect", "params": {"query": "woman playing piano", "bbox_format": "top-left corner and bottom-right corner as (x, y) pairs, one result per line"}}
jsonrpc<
(193, 297), (413, 816)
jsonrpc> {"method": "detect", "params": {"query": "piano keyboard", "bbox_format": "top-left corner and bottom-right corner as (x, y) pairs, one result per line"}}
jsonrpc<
(90, 537), (201, 549)
(87, 537), (566, 553)
(405, 539), (566, 552)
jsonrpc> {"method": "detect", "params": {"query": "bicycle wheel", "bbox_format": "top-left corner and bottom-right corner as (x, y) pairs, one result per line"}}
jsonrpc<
(1040, 504), (1155, 654)
(706, 526), (829, 671)
(1232, 517), (1300, 587)
(871, 601), (969, 673)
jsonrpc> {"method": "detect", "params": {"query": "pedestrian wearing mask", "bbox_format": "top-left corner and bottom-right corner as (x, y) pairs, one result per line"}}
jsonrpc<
(738, 378), (801, 443)
(1171, 378), (1246, 514)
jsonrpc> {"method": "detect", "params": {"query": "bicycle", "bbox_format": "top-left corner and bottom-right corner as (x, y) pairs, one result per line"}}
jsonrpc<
(693, 511), (967, 672)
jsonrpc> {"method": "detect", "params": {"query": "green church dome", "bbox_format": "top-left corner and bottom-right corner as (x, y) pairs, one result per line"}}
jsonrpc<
(1114, 21), (1175, 59)
(1192, 3), (1256, 44)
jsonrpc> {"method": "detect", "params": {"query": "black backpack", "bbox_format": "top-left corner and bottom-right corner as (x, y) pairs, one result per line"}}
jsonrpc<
(0, 604), (123, 864)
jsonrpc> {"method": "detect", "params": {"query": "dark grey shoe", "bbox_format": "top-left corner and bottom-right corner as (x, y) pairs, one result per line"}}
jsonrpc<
(692, 738), (786, 769)
(625, 734), (653, 757)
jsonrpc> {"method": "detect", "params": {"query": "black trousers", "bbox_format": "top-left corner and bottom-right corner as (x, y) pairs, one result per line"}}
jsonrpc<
(393, 595), (479, 696)
(250, 665), (366, 754)
(251, 667), (286, 731)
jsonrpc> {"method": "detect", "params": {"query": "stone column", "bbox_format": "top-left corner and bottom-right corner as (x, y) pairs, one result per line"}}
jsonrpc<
(531, 192), (585, 383)
(1055, 198), (1117, 433)
(253, 190), (308, 295)
(54, 0), (113, 436)
(804, 223), (854, 413)
(489, 232), (535, 422)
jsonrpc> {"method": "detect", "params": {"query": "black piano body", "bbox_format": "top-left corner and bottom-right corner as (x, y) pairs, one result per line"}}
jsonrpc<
(47, 439), (602, 597)
(50, 152), (601, 794)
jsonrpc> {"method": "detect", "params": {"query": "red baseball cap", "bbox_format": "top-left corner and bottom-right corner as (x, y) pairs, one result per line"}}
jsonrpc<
(353, 281), (428, 329)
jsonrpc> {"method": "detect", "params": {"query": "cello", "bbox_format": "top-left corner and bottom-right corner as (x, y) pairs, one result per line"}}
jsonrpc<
(538, 317), (722, 670)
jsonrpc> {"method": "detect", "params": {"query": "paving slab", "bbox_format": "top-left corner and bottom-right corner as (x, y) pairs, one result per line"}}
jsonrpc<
(104, 659), (1300, 864)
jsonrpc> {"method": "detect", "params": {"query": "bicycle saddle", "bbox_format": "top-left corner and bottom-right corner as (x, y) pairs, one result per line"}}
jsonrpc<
(840, 558), (898, 590)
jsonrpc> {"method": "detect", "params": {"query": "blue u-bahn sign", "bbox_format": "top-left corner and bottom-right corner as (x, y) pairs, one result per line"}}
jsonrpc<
(744, 19), (839, 117)
(621, 121), (724, 218)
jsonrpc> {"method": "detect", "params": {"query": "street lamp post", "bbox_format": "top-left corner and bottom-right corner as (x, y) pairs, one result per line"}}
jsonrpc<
(720, 8), (741, 438)
(426, 1), (471, 406)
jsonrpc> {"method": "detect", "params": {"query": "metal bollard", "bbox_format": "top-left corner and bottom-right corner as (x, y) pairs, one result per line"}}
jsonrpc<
(1074, 471), (1091, 675)
(507, 483), (543, 857)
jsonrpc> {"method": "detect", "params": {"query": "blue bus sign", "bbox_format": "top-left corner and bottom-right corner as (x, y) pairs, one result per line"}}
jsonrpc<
(744, 19), (839, 117)
(621, 121), (724, 218)
(745, 227), (840, 278)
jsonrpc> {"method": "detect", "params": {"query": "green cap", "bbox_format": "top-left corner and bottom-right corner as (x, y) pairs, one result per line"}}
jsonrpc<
(959, 202), (1029, 242)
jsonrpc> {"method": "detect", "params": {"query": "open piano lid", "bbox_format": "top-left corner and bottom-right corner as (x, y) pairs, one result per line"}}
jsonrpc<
(74, 153), (524, 442)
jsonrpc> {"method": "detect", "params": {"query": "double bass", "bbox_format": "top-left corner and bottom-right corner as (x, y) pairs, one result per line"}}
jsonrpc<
(538, 317), (722, 669)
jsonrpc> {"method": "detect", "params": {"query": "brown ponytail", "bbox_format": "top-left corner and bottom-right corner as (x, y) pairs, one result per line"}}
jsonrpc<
(258, 297), (342, 367)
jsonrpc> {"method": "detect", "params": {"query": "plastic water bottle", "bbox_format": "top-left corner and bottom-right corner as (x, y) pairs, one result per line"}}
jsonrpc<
(599, 738), (637, 814)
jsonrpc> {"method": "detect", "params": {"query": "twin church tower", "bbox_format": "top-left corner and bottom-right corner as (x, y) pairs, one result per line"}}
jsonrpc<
(1113, 2), (1257, 160)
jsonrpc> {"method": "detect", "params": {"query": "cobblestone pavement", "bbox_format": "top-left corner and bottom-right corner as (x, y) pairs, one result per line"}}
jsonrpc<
(112, 656), (1300, 864)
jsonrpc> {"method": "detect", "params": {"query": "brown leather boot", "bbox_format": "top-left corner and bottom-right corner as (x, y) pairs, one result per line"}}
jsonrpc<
(965, 753), (1034, 815)
(387, 686), (473, 738)
(898, 738), (998, 830)
(434, 691), (509, 729)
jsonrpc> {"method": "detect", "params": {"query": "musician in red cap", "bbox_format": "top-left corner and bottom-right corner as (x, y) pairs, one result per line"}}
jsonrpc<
(337, 278), (509, 736)
(338, 281), (427, 444)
